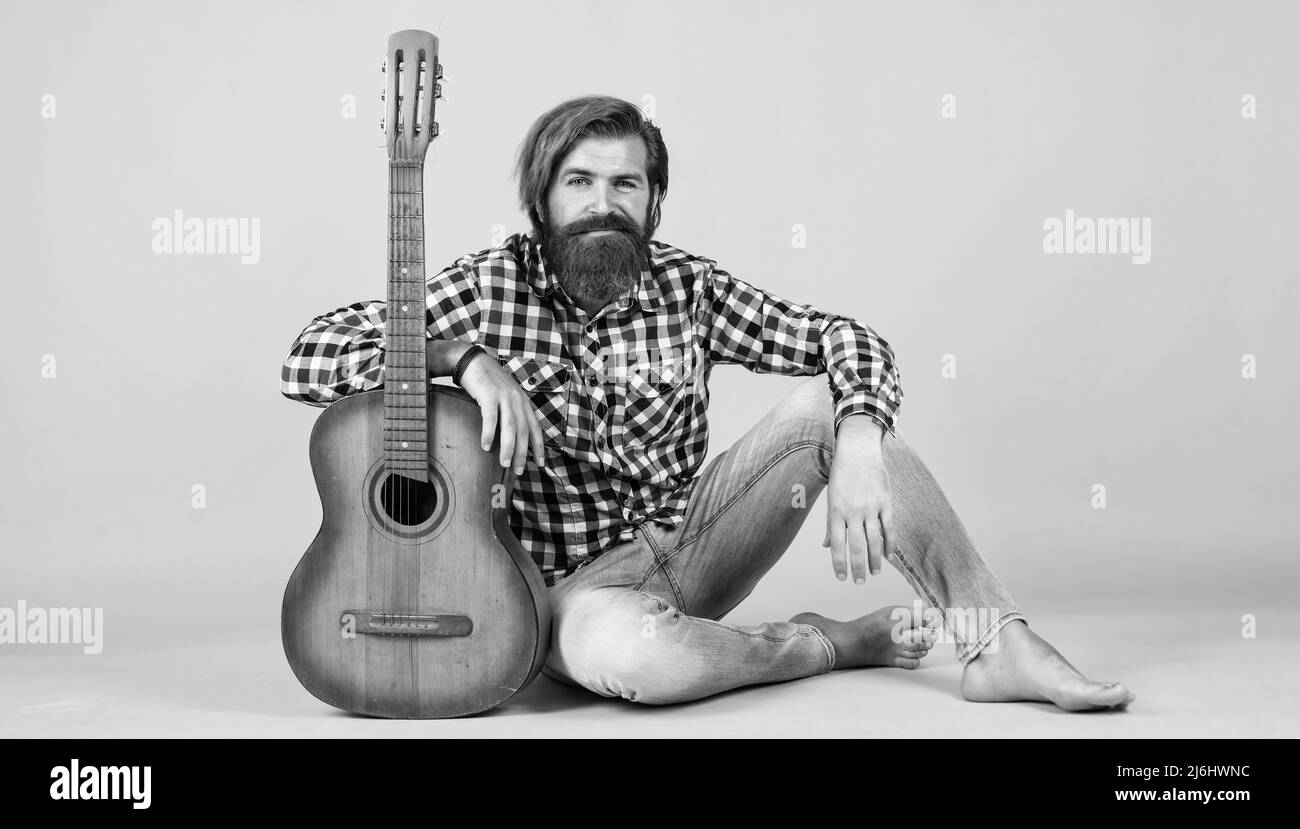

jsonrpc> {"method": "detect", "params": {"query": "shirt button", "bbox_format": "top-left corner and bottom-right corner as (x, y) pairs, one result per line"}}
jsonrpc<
(588, 373), (598, 387)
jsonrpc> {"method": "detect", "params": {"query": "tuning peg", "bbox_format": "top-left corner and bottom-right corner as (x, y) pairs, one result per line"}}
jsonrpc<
(379, 117), (385, 132)
(420, 60), (428, 72)
(380, 89), (385, 101)
(433, 82), (442, 99)
(434, 62), (443, 79)
(430, 121), (439, 138)
(380, 62), (386, 73)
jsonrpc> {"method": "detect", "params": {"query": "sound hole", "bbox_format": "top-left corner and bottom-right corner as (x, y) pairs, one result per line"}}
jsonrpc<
(380, 473), (439, 526)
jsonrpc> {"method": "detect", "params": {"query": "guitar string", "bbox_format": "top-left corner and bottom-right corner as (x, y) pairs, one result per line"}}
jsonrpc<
(400, 159), (408, 536)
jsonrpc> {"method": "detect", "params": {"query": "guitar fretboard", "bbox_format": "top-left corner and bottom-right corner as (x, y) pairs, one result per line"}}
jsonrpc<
(384, 160), (429, 480)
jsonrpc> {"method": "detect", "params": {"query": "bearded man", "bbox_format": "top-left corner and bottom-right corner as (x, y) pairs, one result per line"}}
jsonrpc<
(281, 95), (1133, 711)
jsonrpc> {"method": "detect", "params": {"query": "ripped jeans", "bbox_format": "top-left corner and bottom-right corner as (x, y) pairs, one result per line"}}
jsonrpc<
(543, 376), (1025, 704)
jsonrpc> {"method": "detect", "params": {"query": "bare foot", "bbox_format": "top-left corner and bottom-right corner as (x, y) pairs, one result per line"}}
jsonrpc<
(791, 606), (937, 670)
(961, 620), (1135, 711)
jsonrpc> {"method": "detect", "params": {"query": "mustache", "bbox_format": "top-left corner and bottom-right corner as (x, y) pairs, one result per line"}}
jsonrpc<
(558, 213), (641, 238)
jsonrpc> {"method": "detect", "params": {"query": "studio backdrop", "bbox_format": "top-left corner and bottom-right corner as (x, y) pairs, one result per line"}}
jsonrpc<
(1, 0), (1295, 647)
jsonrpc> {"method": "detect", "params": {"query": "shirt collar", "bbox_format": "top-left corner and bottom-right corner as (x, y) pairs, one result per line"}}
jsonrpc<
(522, 231), (662, 312)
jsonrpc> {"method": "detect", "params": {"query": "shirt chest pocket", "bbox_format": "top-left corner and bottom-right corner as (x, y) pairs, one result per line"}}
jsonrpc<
(614, 370), (690, 446)
(503, 354), (573, 450)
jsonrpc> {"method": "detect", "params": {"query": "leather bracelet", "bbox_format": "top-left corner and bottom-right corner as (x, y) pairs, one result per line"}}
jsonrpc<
(452, 343), (487, 386)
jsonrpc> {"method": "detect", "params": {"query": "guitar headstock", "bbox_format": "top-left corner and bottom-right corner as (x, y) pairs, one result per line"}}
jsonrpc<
(382, 30), (442, 163)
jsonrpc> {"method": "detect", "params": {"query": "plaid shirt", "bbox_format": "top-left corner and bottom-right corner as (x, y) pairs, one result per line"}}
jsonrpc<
(281, 232), (903, 585)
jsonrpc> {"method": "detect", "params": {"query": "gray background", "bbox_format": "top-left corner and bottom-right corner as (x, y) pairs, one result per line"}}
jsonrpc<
(1, 1), (1295, 674)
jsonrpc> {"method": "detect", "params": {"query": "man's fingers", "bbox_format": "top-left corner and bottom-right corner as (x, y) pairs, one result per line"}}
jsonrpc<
(828, 519), (847, 581)
(511, 400), (531, 475)
(865, 514), (884, 576)
(480, 397), (498, 452)
(847, 520), (868, 584)
(497, 403), (516, 468)
(881, 502), (898, 564)
(527, 401), (546, 469)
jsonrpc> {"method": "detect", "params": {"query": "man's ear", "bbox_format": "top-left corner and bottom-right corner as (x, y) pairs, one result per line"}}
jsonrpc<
(648, 184), (662, 229)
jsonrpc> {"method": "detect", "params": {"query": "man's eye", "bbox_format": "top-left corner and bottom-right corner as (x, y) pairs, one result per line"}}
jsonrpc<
(617, 181), (637, 189)
(568, 178), (588, 185)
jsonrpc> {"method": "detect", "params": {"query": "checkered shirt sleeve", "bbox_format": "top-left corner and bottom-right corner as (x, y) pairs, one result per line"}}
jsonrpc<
(701, 266), (903, 437)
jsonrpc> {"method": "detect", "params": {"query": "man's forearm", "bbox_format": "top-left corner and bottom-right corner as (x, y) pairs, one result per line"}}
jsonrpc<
(427, 338), (478, 380)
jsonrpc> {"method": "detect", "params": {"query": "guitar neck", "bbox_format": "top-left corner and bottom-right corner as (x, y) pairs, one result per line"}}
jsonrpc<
(384, 159), (429, 479)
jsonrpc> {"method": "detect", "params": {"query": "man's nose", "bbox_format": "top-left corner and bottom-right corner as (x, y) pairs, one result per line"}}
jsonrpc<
(589, 184), (612, 215)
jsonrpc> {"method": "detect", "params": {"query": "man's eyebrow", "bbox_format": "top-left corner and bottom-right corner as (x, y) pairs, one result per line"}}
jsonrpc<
(557, 167), (645, 182)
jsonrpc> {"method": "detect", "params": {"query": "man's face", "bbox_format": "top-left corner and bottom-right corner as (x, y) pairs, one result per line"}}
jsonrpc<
(540, 135), (656, 310)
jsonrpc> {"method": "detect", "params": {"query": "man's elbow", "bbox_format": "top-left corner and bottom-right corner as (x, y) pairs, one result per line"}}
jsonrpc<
(279, 337), (339, 408)
(279, 364), (333, 408)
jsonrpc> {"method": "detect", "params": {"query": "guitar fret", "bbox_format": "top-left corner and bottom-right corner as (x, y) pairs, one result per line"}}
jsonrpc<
(381, 156), (431, 466)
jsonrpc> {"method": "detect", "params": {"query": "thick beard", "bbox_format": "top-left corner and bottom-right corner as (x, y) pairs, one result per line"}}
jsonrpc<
(541, 209), (652, 308)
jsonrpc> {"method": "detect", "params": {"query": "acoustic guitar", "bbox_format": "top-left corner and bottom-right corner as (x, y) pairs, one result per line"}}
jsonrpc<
(282, 30), (551, 718)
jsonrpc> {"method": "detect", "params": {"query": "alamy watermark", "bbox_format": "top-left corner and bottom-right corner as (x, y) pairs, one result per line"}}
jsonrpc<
(151, 209), (261, 265)
(0, 600), (103, 654)
(891, 600), (1001, 653)
(50, 759), (150, 809)
(1042, 209), (1151, 264)
(592, 343), (698, 385)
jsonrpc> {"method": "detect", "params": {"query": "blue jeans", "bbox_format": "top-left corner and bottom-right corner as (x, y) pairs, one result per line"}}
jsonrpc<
(543, 376), (1025, 704)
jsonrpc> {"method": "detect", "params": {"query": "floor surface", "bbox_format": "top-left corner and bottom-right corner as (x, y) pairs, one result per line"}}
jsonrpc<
(3, 605), (1294, 739)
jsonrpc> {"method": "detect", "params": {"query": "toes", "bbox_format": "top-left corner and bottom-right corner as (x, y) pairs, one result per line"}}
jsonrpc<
(1094, 682), (1133, 705)
(897, 627), (938, 645)
(895, 657), (921, 669)
(1067, 680), (1134, 710)
(1101, 684), (1136, 709)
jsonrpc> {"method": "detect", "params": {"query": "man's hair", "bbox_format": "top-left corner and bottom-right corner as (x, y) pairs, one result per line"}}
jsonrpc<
(514, 95), (669, 239)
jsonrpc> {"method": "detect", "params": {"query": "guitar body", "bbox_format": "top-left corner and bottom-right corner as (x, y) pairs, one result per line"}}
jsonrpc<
(283, 384), (551, 718)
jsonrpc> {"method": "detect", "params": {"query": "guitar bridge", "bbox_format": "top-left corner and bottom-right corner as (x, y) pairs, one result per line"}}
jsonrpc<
(340, 611), (472, 637)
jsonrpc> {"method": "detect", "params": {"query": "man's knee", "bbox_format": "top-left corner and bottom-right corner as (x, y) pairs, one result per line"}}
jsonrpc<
(773, 377), (836, 446)
(548, 587), (700, 705)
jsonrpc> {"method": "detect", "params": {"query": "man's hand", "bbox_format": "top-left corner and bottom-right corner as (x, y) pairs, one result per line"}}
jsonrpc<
(822, 415), (896, 583)
(456, 353), (547, 475)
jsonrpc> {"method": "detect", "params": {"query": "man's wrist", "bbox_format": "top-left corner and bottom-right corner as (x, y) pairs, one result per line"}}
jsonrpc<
(451, 344), (488, 386)
(836, 413), (885, 445)
(426, 338), (478, 379)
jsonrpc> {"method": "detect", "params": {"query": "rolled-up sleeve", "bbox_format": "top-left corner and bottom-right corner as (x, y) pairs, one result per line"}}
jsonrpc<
(280, 263), (483, 407)
(701, 265), (903, 437)
(280, 300), (387, 407)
